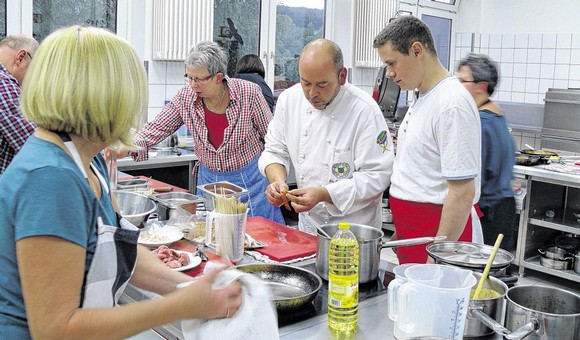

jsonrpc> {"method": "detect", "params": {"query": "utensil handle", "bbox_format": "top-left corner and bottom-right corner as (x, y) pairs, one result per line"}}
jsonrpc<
(380, 235), (446, 249)
(473, 234), (503, 299)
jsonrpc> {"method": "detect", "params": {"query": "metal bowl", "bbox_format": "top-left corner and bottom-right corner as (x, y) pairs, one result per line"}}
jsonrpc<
(236, 263), (322, 312)
(114, 190), (157, 228)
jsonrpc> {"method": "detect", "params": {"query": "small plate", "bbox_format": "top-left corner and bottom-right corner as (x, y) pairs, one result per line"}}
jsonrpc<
(173, 251), (202, 272)
(138, 226), (184, 248)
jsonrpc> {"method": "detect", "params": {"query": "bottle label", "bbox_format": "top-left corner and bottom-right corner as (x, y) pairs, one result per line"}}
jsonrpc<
(328, 274), (358, 308)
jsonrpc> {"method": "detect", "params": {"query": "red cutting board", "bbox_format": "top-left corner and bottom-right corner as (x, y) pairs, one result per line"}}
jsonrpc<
(245, 216), (318, 262)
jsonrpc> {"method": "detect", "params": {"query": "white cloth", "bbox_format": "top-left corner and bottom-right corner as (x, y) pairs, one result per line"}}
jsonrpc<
(390, 76), (481, 205)
(471, 207), (483, 244)
(181, 262), (279, 340)
(259, 83), (394, 230)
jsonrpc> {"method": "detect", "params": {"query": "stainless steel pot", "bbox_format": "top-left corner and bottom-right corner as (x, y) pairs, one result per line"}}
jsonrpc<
(315, 223), (444, 283)
(574, 252), (580, 274)
(151, 192), (203, 221)
(538, 245), (572, 260)
(473, 285), (580, 339)
(539, 255), (573, 270)
(465, 272), (508, 338)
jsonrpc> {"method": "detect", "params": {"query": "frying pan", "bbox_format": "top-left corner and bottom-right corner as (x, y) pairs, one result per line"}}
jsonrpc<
(236, 263), (322, 312)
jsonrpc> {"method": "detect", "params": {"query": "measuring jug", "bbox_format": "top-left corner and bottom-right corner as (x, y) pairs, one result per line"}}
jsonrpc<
(205, 210), (247, 261)
(388, 264), (476, 339)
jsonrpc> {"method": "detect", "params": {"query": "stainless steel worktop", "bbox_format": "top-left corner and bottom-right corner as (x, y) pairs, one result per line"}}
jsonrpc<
(117, 149), (198, 171)
(513, 164), (580, 185)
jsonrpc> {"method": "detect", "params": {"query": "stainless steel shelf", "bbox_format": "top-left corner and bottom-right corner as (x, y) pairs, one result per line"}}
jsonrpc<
(522, 255), (580, 283)
(529, 217), (580, 234)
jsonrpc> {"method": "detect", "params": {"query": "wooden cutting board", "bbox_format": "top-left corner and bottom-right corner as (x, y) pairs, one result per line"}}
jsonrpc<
(245, 216), (318, 262)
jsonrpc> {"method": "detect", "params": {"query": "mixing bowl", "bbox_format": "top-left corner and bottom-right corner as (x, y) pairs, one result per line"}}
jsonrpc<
(114, 190), (157, 228)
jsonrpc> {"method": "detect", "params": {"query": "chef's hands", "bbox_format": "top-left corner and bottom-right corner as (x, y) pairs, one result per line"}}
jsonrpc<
(265, 182), (291, 210)
(286, 187), (330, 213)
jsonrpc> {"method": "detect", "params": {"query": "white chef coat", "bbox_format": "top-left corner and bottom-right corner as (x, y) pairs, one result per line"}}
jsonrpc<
(259, 83), (394, 232)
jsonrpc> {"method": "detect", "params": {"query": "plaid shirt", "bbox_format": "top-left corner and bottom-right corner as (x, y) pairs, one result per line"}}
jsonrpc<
(0, 63), (36, 174)
(134, 77), (272, 172)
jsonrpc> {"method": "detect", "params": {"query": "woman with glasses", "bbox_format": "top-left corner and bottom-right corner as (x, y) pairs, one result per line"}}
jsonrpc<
(117, 41), (284, 224)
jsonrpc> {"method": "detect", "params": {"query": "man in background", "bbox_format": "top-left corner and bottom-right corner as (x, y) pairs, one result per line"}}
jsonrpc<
(0, 34), (39, 174)
(373, 16), (482, 264)
(259, 38), (394, 233)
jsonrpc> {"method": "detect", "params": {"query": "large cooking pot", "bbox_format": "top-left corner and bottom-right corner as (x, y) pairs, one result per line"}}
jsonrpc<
(236, 263), (322, 312)
(473, 285), (580, 339)
(427, 241), (514, 277)
(316, 223), (444, 283)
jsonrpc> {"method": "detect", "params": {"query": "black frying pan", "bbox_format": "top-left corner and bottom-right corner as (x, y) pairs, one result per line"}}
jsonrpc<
(236, 263), (322, 312)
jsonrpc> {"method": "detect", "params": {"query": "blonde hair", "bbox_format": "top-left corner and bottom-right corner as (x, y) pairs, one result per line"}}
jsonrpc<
(21, 26), (147, 147)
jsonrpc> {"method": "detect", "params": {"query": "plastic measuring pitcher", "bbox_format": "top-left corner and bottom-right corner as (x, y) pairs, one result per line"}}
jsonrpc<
(389, 264), (476, 339)
(205, 210), (247, 261)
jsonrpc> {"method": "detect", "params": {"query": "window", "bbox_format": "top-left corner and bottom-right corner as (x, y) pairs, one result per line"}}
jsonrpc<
(0, 1), (5, 39)
(33, 0), (117, 42)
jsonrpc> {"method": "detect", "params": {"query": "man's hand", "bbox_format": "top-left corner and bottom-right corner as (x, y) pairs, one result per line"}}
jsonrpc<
(285, 187), (329, 213)
(265, 182), (291, 210)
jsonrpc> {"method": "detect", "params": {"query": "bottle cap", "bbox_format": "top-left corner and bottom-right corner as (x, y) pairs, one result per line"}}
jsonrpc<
(338, 222), (350, 230)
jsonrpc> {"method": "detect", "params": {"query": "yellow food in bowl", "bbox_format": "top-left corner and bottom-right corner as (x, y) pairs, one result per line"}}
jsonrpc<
(470, 288), (501, 299)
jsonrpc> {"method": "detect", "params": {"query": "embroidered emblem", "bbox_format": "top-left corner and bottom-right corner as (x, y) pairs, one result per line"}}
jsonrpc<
(332, 162), (351, 178)
(376, 130), (389, 153)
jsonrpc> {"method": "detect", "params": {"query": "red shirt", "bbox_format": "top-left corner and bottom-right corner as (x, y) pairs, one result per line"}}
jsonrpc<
(204, 107), (228, 149)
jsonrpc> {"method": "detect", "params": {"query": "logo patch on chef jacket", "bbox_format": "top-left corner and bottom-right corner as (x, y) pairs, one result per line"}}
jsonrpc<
(376, 130), (389, 153)
(332, 162), (351, 178)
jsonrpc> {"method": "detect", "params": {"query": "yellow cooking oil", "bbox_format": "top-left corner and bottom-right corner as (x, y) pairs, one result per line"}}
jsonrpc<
(328, 222), (359, 334)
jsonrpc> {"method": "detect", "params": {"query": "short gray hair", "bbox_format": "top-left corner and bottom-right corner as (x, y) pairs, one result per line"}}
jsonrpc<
(457, 53), (499, 96)
(185, 41), (227, 76)
(373, 16), (437, 56)
(0, 35), (39, 54)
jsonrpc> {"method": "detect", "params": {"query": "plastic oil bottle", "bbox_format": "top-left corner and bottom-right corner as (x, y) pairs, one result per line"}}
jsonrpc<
(328, 222), (359, 333)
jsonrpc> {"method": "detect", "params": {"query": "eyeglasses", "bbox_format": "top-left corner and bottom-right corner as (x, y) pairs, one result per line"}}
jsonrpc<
(184, 74), (212, 84)
(26, 52), (33, 60)
(458, 79), (478, 84)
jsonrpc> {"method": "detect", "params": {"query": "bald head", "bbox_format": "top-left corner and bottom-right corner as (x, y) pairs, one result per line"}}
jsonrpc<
(300, 39), (344, 74)
(0, 34), (39, 84)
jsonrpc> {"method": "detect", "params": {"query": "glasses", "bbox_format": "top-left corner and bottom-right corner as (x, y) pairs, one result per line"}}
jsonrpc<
(184, 74), (212, 84)
(458, 79), (478, 84)
(26, 52), (33, 60)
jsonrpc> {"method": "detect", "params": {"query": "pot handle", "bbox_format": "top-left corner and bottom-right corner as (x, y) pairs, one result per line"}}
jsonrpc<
(538, 247), (545, 255)
(471, 306), (539, 339)
(380, 235), (447, 249)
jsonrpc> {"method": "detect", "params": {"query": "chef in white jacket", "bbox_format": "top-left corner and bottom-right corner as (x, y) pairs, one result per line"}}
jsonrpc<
(258, 39), (394, 234)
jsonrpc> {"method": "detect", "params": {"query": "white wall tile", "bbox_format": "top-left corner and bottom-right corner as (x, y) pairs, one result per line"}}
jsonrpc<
(147, 61), (167, 85)
(524, 93), (539, 104)
(554, 79), (569, 88)
(501, 63), (513, 78)
(512, 78), (526, 92)
(480, 48), (489, 55)
(498, 92), (511, 101)
(480, 34), (489, 48)
(490, 34), (502, 48)
(166, 84), (183, 100)
(514, 34), (528, 49)
(569, 80), (580, 88)
(513, 49), (527, 63)
(513, 63), (527, 76)
(501, 48), (514, 63)
(512, 92), (525, 103)
(572, 33), (580, 49)
(148, 84), (166, 107)
(557, 33), (572, 49)
(473, 34), (481, 48)
(488, 48), (502, 62)
(539, 79), (554, 94)
(502, 34), (515, 48)
(527, 49), (541, 63)
(556, 49), (571, 64)
(525, 78), (539, 93)
(555, 64), (570, 79)
(540, 49), (556, 64)
(528, 34), (542, 48)
(461, 33), (472, 47)
(460, 47), (472, 59)
(540, 64), (555, 79)
(147, 107), (163, 122)
(526, 64), (541, 78)
(570, 49), (580, 64)
(166, 62), (186, 85)
(499, 77), (512, 91)
(570, 65), (580, 81)
(542, 34), (557, 49)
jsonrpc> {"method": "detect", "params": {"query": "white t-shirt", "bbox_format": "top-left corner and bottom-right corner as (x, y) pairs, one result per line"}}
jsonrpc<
(259, 83), (395, 231)
(390, 76), (481, 205)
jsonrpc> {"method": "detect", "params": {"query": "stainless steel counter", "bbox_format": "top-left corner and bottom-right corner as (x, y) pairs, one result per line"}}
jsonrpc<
(513, 164), (580, 186)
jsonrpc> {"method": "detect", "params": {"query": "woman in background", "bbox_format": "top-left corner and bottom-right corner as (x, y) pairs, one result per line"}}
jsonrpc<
(0, 26), (241, 339)
(457, 53), (517, 251)
(235, 54), (274, 112)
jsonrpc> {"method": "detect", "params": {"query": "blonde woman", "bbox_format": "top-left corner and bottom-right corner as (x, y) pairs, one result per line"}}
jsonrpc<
(0, 26), (241, 339)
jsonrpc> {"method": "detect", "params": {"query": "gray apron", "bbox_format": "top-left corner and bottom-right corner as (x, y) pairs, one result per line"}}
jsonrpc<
(57, 132), (139, 308)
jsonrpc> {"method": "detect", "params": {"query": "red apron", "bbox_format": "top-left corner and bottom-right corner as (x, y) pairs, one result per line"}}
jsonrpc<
(389, 195), (474, 264)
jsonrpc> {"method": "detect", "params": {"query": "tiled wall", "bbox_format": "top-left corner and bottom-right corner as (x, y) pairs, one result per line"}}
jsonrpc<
(146, 61), (186, 122)
(455, 32), (580, 105)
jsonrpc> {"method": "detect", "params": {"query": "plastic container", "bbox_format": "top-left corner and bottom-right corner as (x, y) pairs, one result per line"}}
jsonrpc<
(327, 222), (359, 334)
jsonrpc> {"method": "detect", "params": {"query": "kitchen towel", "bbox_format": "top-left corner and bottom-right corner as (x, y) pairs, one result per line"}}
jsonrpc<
(181, 262), (279, 340)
